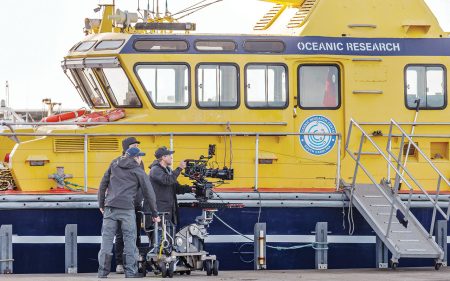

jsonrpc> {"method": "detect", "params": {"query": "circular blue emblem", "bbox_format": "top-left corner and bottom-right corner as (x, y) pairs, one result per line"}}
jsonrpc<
(299, 115), (337, 156)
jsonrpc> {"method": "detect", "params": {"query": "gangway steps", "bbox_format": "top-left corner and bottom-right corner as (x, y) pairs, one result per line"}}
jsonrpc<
(346, 184), (443, 260)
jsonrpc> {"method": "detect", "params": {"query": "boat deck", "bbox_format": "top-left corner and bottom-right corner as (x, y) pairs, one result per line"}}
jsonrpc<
(2, 268), (450, 281)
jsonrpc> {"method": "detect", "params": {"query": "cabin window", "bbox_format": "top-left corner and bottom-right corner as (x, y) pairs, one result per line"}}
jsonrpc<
(405, 65), (446, 110)
(75, 68), (110, 108)
(194, 40), (237, 52)
(245, 64), (288, 109)
(67, 69), (92, 107)
(135, 64), (189, 108)
(75, 41), (96, 52)
(298, 65), (340, 109)
(95, 40), (125, 50)
(95, 68), (142, 107)
(196, 64), (239, 108)
(243, 40), (285, 53)
(133, 40), (189, 52)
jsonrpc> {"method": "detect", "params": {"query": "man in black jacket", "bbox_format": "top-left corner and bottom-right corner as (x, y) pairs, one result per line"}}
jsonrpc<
(149, 147), (192, 250)
(97, 147), (160, 278)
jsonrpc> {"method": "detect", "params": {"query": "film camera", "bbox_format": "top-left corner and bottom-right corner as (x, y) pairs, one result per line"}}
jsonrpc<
(183, 145), (233, 202)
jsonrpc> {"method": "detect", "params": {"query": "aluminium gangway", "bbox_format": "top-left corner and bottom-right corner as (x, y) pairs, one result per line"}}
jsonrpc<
(344, 119), (450, 269)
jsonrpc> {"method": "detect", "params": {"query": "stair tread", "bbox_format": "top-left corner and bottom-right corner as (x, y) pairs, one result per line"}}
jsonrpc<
(346, 184), (443, 258)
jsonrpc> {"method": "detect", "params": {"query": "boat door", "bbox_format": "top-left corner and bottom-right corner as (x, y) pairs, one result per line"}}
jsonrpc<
(293, 62), (344, 188)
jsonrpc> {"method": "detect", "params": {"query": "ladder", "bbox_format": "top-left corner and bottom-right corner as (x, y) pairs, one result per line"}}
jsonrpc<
(344, 119), (450, 268)
(287, 0), (319, 29)
(253, 4), (286, 31)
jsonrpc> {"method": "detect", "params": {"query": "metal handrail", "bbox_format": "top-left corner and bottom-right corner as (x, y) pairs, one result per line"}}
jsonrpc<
(0, 130), (342, 192)
(1, 121), (288, 126)
(386, 119), (450, 236)
(389, 120), (450, 188)
(345, 119), (444, 239)
(358, 122), (450, 126)
(0, 132), (339, 137)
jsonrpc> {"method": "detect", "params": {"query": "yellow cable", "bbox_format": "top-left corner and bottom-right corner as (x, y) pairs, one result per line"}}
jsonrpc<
(158, 226), (165, 259)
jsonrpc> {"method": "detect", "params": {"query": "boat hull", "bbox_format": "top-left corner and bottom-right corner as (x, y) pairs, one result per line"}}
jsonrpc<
(1, 200), (447, 273)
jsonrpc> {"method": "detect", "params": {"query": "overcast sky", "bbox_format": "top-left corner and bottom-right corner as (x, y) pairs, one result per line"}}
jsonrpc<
(1, 0), (449, 109)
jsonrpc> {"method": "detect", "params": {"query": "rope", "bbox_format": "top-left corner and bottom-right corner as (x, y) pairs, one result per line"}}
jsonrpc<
(51, 174), (98, 191)
(347, 186), (356, 235)
(212, 213), (328, 251)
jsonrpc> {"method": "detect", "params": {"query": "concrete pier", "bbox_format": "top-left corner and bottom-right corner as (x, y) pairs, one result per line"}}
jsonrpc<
(1, 268), (450, 281)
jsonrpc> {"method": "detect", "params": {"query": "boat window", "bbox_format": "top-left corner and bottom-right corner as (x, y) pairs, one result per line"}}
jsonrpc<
(95, 40), (125, 50)
(67, 69), (92, 107)
(133, 40), (189, 52)
(135, 64), (189, 108)
(70, 42), (81, 52)
(196, 64), (239, 108)
(243, 40), (285, 53)
(195, 40), (236, 52)
(75, 41), (97, 52)
(75, 68), (110, 108)
(245, 64), (288, 109)
(95, 68), (142, 108)
(298, 65), (340, 109)
(405, 65), (446, 110)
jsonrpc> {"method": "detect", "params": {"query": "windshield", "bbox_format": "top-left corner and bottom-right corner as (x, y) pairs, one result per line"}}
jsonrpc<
(76, 68), (110, 108)
(95, 68), (142, 107)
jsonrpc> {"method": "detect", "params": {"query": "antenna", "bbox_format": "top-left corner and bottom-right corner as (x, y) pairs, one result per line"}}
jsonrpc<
(165, 0), (169, 16)
(5, 81), (9, 108)
(156, 0), (160, 18)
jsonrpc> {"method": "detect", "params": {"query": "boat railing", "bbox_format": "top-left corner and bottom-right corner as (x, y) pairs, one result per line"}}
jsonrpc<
(0, 121), (342, 193)
(345, 119), (450, 239)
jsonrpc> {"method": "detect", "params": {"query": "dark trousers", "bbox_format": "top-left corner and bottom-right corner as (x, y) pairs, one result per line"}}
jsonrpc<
(115, 210), (142, 265)
(98, 207), (138, 277)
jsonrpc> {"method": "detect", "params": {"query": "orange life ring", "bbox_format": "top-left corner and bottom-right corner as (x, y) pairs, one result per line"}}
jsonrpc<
(41, 109), (87, 122)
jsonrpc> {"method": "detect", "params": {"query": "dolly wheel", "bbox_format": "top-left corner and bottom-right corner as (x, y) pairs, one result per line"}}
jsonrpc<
(204, 260), (213, 276)
(186, 270), (191, 275)
(168, 262), (175, 278)
(160, 262), (168, 278)
(213, 260), (219, 276)
(138, 260), (147, 277)
(390, 261), (398, 270)
(435, 262), (442, 271)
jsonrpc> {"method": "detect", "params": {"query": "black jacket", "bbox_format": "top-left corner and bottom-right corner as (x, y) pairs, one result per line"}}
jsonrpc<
(98, 156), (158, 217)
(148, 160), (192, 224)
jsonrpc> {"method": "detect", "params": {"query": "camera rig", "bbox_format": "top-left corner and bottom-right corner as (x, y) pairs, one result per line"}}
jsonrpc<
(182, 144), (233, 202)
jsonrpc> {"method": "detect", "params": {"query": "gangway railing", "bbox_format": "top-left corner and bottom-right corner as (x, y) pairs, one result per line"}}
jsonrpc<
(386, 119), (450, 237)
(0, 121), (342, 192)
(345, 119), (450, 239)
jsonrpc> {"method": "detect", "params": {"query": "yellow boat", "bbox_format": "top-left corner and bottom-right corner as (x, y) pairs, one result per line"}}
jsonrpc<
(1, 0), (450, 272)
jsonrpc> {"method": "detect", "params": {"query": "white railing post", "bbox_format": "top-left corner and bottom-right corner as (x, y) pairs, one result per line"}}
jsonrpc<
(254, 134), (259, 191)
(84, 134), (88, 192)
(336, 136), (341, 191)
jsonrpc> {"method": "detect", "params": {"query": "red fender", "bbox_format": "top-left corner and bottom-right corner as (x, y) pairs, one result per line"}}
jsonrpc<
(106, 109), (126, 122)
